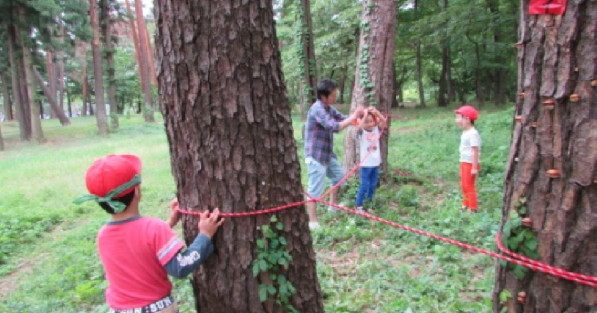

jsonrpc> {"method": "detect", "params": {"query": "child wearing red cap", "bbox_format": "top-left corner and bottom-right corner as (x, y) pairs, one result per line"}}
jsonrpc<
(75, 154), (224, 313)
(454, 106), (481, 212)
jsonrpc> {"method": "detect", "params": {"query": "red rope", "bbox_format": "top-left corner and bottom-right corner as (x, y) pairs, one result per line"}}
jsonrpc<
(175, 117), (597, 288)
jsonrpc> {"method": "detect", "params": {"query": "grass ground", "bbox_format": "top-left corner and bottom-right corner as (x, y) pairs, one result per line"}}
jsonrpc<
(0, 104), (515, 312)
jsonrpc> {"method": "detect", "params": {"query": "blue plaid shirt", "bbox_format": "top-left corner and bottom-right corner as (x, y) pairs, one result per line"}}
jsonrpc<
(304, 100), (348, 166)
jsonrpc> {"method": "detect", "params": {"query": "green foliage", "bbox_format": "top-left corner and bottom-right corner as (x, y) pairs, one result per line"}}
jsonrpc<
(499, 198), (539, 280)
(252, 215), (297, 312)
(0, 214), (62, 266)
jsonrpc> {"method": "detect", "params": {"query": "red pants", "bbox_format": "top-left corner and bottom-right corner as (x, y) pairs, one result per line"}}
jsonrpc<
(460, 162), (478, 210)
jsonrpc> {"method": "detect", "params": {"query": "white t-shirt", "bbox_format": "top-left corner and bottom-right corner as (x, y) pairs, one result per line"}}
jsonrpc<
(459, 127), (481, 163)
(358, 127), (382, 167)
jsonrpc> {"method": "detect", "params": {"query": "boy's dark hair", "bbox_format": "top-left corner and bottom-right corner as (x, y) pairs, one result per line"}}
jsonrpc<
(99, 190), (135, 214)
(316, 79), (337, 99)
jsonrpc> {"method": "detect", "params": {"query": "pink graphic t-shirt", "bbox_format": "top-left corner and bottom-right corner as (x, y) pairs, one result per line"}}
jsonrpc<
(97, 216), (185, 309)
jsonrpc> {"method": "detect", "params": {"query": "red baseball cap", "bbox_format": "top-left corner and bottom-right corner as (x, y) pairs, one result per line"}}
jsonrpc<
(85, 154), (142, 198)
(454, 105), (479, 121)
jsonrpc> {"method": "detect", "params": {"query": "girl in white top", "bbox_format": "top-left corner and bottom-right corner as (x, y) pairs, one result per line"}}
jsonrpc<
(454, 105), (481, 212)
(355, 107), (387, 212)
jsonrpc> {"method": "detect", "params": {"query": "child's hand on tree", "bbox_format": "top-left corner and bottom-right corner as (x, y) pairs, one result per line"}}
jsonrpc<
(168, 198), (181, 228)
(198, 208), (225, 239)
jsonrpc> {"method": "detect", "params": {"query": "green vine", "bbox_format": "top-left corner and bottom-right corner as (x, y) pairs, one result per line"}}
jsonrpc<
(293, 0), (314, 104)
(252, 215), (297, 312)
(499, 198), (539, 280)
(358, 1), (377, 106)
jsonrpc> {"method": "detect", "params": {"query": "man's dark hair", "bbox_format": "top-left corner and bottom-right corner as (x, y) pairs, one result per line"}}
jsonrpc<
(99, 190), (135, 214)
(316, 79), (337, 99)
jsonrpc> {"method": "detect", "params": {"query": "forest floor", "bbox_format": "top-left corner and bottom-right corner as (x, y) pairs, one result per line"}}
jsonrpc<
(0, 104), (514, 312)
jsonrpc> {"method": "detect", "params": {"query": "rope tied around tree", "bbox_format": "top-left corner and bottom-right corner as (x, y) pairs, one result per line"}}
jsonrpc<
(175, 113), (597, 288)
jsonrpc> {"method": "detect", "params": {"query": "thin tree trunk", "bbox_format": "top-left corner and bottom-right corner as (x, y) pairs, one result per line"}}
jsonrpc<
(438, 0), (449, 107)
(46, 52), (57, 118)
(125, 0), (146, 108)
(101, 0), (119, 129)
(31, 66), (70, 125)
(134, 0), (154, 122)
(296, 0), (317, 120)
(66, 89), (72, 117)
(58, 21), (66, 112)
(493, 1), (597, 312)
(81, 65), (88, 116)
(0, 123), (4, 150)
(90, 0), (109, 134)
(415, 40), (425, 107)
(8, 22), (30, 140)
(143, 25), (158, 87)
(447, 48), (455, 103)
(344, 0), (396, 173)
(155, 1), (324, 311)
(1, 73), (13, 120)
(21, 33), (44, 142)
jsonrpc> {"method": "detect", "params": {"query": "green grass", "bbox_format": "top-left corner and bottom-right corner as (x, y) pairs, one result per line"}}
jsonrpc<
(0, 104), (514, 312)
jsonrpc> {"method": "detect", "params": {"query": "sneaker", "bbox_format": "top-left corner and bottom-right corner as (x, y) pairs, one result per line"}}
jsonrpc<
(308, 221), (320, 230)
(327, 206), (338, 212)
(356, 206), (365, 213)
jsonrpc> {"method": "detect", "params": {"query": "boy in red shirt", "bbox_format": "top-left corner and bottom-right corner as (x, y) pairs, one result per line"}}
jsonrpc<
(75, 154), (224, 313)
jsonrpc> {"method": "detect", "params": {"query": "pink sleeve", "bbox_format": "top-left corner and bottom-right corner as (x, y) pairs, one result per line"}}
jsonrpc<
(154, 221), (185, 266)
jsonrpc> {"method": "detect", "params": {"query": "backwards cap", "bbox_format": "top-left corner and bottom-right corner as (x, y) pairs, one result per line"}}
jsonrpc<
(73, 154), (142, 213)
(454, 105), (479, 121)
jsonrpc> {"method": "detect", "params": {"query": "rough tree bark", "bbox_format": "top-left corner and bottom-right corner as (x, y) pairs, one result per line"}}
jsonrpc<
(134, 0), (155, 122)
(89, 0), (109, 134)
(492, 1), (597, 312)
(155, 1), (323, 312)
(344, 0), (396, 173)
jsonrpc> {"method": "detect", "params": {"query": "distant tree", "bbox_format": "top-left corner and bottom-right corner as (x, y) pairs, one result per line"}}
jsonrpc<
(155, 0), (324, 311)
(89, 0), (109, 134)
(100, 0), (120, 129)
(294, 0), (317, 120)
(1, 73), (13, 121)
(134, 0), (154, 122)
(344, 0), (396, 172)
(493, 1), (597, 312)
(31, 66), (70, 125)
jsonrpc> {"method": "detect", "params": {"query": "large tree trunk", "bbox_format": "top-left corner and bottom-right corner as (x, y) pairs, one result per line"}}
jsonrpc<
(296, 0), (317, 120)
(8, 22), (30, 140)
(101, 0), (119, 129)
(89, 0), (109, 134)
(155, 1), (323, 312)
(1, 73), (13, 121)
(492, 2), (597, 312)
(134, 0), (155, 122)
(344, 0), (396, 173)
(31, 66), (70, 125)
(438, 0), (449, 107)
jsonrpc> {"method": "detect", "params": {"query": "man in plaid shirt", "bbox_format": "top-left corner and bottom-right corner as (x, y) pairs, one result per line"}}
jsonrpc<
(304, 79), (363, 230)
